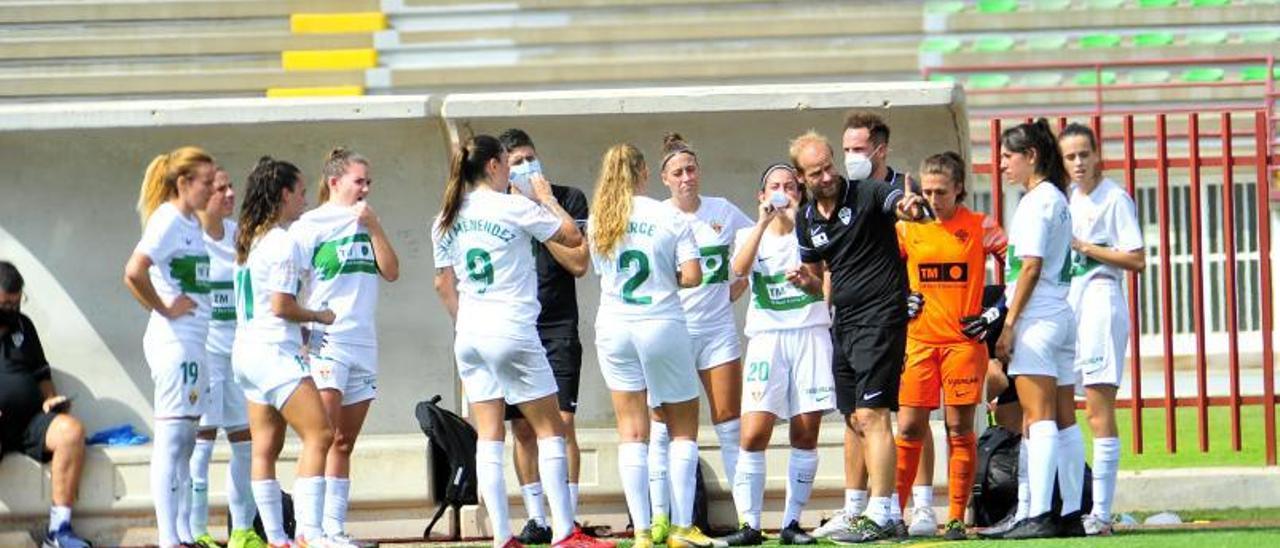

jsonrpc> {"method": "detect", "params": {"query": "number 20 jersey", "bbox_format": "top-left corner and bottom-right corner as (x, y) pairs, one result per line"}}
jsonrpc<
(591, 196), (700, 322)
(432, 190), (562, 334)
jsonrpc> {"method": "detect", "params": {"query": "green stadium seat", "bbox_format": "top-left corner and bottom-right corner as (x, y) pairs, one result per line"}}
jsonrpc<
(1087, 0), (1127, 8)
(1079, 33), (1122, 48)
(1240, 66), (1280, 81)
(925, 1), (966, 14)
(967, 73), (1012, 88)
(974, 36), (1017, 52)
(1242, 30), (1280, 43)
(1129, 69), (1172, 83)
(1138, 0), (1179, 7)
(1074, 70), (1118, 85)
(1020, 72), (1064, 86)
(977, 0), (1020, 12)
(1187, 31), (1229, 45)
(1179, 67), (1226, 82)
(1133, 32), (1175, 47)
(920, 37), (963, 53)
(1190, 0), (1231, 5)
(1032, 0), (1073, 9)
(1027, 35), (1069, 50)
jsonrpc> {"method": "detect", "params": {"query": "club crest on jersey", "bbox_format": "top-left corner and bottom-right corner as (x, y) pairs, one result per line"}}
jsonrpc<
(711, 221), (724, 234)
(188, 388), (199, 404)
(838, 207), (852, 225)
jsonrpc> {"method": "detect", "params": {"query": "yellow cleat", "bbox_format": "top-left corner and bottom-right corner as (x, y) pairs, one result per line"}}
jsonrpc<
(228, 528), (269, 548)
(651, 515), (671, 544)
(633, 529), (654, 548)
(667, 525), (727, 548)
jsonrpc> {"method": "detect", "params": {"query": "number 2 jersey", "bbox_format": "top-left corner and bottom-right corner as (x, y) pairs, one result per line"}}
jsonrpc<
(134, 202), (210, 345)
(592, 196), (700, 322)
(896, 207), (1006, 344)
(733, 228), (830, 337)
(1005, 181), (1074, 319)
(291, 203), (381, 348)
(668, 196), (753, 332)
(432, 189), (562, 334)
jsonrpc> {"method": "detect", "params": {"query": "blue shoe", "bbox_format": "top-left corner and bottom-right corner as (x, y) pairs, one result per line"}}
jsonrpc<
(43, 524), (92, 548)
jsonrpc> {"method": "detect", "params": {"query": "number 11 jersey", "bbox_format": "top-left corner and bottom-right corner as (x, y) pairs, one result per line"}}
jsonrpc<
(591, 196), (700, 322)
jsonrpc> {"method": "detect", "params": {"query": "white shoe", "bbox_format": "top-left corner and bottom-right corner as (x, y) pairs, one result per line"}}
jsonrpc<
(1083, 514), (1114, 536)
(908, 506), (938, 537)
(812, 509), (856, 539)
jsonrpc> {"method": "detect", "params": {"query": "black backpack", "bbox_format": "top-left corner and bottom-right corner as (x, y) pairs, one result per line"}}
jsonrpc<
(971, 425), (1095, 527)
(415, 395), (479, 540)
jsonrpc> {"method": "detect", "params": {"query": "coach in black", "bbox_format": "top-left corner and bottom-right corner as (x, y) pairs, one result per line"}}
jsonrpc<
(787, 131), (928, 543)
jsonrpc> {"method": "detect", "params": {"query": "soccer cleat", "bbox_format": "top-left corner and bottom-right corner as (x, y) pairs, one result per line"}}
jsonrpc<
(651, 515), (672, 544)
(193, 533), (223, 548)
(1001, 512), (1058, 540)
(778, 521), (815, 545)
(942, 519), (966, 541)
(42, 525), (92, 548)
(976, 511), (1019, 539)
(633, 529), (654, 548)
(552, 527), (615, 548)
(321, 533), (366, 548)
(1056, 511), (1087, 538)
(827, 516), (893, 544)
(1083, 514), (1114, 536)
(499, 537), (527, 548)
(891, 520), (908, 540)
(667, 525), (727, 548)
(718, 524), (763, 546)
(228, 528), (268, 548)
(514, 519), (553, 545)
(811, 509), (854, 539)
(908, 506), (938, 537)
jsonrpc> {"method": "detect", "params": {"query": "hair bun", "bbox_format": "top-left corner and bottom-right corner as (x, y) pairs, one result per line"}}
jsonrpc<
(326, 147), (348, 161)
(662, 132), (688, 154)
(257, 156), (274, 165)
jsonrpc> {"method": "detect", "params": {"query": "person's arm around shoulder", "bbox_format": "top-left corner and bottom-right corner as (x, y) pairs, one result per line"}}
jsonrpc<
(542, 184), (590, 278)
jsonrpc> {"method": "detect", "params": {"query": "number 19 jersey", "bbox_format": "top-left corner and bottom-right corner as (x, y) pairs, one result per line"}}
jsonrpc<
(592, 196), (700, 322)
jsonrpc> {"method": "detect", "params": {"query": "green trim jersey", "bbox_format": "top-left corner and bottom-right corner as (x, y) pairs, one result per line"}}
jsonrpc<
(1005, 181), (1074, 319)
(291, 203), (380, 347)
(734, 228), (830, 337)
(667, 196), (753, 333)
(592, 196), (700, 322)
(432, 189), (562, 334)
(204, 219), (237, 356)
(234, 227), (305, 350)
(1069, 177), (1143, 292)
(134, 202), (210, 344)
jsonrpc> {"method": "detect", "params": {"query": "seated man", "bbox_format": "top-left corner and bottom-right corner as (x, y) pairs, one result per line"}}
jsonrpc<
(0, 261), (91, 548)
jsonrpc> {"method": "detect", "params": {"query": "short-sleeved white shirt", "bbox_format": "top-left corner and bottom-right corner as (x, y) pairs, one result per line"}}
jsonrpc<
(432, 189), (562, 335)
(291, 203), (381, 347)
(1069, 177), (1144, 291)
(204, 219), (237, 356)
(734, 227), (830, 337)
(134, 202), (210, 344)
(1005, 181), (1074, 319)
(593, 196), (700, 322)
(668, 196), (753, 332)
(234, 227), (305, 350)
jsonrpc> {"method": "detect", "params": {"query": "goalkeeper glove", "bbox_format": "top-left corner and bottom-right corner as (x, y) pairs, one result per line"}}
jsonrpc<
(906, 291), (925, 319)
(960, 306), (1002, 341)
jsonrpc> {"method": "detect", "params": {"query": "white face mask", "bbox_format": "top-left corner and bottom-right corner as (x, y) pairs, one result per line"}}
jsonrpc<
(844, 153), (873, 181)
(508, 158), (542, 196)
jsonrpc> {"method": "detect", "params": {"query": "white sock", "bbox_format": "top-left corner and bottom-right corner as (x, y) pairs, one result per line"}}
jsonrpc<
(228, 440), (255, 531)
(251, 479), (286, 544)
(912, 485), (934, 511)
(152, 418), (196, 547)
(1015, 439), (1030, 521)
(323, 477), (351, 537)
(648, 421), (671, 519)
(520, 483), (547, 528)
(537, 437), (574, 544)
(619, 442), (651, 531)
(48, 506), (71, 533)
(668, 439), (699, 528)
(293, 476), (326, 542)
(844, 489), (868, 516)
(568, 483), (580, 517)
(1056, 425), (1085, 516)
(783, 448), (817, 527)
(1026, 421), (1059, 517)
(477, 440), (512, 546)
(1091, 437), (1121, 521)
(713, 419), (742, 493)
(889, 493), (902, 522)
(733, 450), (766, 529)
(864, 496), (891, 527)
(189, 438), (214, 537)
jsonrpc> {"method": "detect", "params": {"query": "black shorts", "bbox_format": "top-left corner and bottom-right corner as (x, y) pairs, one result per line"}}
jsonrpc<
(0, 410), (57, 463)
(506, 336), (583, 420)
(996, 361), (1021, 406)
(832, 324), (907, 414)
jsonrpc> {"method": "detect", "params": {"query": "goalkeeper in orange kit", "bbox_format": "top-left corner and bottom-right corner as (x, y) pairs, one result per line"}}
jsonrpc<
(894, 152), (1007, 540)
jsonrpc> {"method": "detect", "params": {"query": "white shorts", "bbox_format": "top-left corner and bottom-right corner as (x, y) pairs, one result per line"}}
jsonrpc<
(144, 333), (208, 419)
(1074, 282), (1128, 388)
(596, 318), (701, 407)
(311, 342), (378, 406)
(690, 320), (742, 371)
(1008, 314), (1076, 385)
(232, 341), (308, 410)
(199, 352), (249, 431)
(455, 329), (558, 406)
(741, 327), (836, 419)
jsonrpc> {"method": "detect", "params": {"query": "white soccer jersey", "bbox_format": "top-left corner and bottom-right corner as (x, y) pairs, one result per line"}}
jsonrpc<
(204, 219), (237, 356)
(593, 196), (700, 322)
(1005, 181), (1074, 319)
(234, 227), (305, 350)
(734, 228), (831, 337)
(1069, 177), (1143, 292)
(669, 196), (753, 332)
(292, 203), (381, 347)
(432, 189), (562, 334)
(134, 202), (210, 344)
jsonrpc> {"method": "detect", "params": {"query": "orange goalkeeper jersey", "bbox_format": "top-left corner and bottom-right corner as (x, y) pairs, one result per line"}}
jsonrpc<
(896, 206), (1007, 345)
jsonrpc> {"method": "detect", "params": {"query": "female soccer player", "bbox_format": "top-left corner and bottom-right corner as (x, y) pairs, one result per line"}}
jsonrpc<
(232, 157), (336, 547)
(291, 148), (400, 545)
(722, 163), (833, 546)
(983, 119), (1085, 540)
(1060, 124), (1145, 536)
(123, 146), (216, 548)
(431, 135), (605, 548)
(651, 133), (753, 542)
(589, 143), (717, 548)
(893, 152), (1006, 541)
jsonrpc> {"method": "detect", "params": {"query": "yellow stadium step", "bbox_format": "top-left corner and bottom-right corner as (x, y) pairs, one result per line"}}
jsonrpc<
(282, 48), (377, 71)
(267, 85), (365, 98)
(291, 12), (386, 34)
